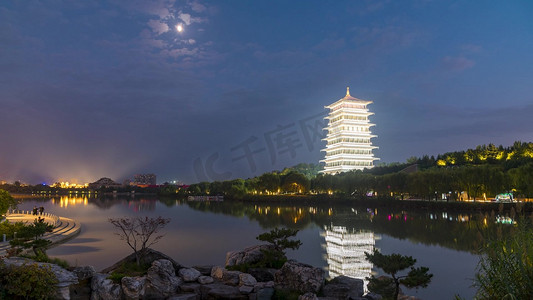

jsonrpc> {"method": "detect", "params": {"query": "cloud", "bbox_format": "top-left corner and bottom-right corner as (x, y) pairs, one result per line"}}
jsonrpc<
(147, 19), (169, 35)
(190, 1), (207, 13)
(442, 55), (475, 71)
(179, 12), (192, 25)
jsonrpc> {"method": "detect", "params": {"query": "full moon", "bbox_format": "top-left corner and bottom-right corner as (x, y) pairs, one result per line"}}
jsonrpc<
(176, 24), (183, 32)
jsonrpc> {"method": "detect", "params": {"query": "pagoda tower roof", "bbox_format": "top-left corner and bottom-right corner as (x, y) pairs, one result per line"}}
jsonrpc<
(325, 87), (372, 109)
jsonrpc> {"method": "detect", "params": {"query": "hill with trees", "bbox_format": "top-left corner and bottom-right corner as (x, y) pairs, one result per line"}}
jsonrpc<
(186, 141), (533, 201)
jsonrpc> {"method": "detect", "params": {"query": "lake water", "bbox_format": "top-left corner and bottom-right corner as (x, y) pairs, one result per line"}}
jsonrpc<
(15, 195), (515, 299)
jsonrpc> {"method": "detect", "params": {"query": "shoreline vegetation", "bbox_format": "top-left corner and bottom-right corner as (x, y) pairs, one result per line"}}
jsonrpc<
(2, 142), (533, 209)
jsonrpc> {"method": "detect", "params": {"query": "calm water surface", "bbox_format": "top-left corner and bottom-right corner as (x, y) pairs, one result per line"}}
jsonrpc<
(16, 195), (515, 299)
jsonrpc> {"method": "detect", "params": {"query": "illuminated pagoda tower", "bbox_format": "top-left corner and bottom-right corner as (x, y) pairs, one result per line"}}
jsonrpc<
(320, 87), (378, 174)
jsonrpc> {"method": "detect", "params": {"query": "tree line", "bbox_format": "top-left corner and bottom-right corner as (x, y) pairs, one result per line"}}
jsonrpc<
(186, 142), (533, 200)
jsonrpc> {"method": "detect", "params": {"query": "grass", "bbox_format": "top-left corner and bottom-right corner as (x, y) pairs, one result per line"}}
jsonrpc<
(109, 261), (151, 283)
(21, 252), (70, 269)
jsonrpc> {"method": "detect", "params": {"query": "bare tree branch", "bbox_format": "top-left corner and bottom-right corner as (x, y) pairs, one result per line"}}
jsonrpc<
(109, 216), (170, 266)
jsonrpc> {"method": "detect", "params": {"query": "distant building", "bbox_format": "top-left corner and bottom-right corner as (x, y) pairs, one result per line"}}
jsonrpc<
(133, 173), (157, 186)
(320, 87), (379, 174)
(88, 177), (121, 189)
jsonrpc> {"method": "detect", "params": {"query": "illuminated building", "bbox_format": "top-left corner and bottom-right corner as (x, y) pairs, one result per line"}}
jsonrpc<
(321, 87), (378, 174)
(133, 173), (157, 186)
(323, 225), (376, 289)
(88, 177), (121, 189)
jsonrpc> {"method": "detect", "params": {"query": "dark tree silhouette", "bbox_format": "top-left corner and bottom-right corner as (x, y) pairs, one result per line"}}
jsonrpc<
(365, 250), (432, 300)
(109, 216), (170, 266)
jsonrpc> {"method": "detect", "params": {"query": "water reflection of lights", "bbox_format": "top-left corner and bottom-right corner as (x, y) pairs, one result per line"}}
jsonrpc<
(323, 225), (379, 291)
(495, 215), (516, 225)
(51, 196), (89, 208)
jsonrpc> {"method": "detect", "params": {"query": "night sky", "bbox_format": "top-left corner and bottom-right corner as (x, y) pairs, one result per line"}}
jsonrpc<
(1, 1), (532, 184)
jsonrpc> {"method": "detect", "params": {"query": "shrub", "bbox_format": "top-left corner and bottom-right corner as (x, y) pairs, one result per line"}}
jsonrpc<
(22, 252), (70, 269)
(111, 261), (150, 277)
(0, 262), (58, 299)
(365, 250), (432, 300)
(272, 288), (300, 300)
(0, 220), (26, 239)
(256, 227), (301, 269)
(474, 219), (533, 299)
(109, 272), (126, 284)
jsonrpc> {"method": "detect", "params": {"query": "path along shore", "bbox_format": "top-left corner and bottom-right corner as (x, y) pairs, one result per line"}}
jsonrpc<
(0, 210), (81, 256)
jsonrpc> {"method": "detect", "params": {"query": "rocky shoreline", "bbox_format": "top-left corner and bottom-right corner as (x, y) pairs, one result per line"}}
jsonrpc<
(0, 245), (421, 300)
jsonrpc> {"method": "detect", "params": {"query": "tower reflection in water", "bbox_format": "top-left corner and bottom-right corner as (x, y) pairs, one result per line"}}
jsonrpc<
(323, 225), (379, 290)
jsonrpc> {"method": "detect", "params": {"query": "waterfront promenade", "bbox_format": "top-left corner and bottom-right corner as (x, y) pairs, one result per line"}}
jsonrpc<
(0, 210), (81, 256)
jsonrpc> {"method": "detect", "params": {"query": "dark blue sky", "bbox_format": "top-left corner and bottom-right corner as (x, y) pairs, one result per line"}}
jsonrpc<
(1, 0), (532, 184)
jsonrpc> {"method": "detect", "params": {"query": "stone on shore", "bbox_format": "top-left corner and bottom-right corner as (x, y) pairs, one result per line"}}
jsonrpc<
(144, 259), (182, 299)
(211, 265), (241, 286)
(72, 266), (96, 281)
(198, 275), (214, 284)
(192, 265), (213, 276)
(91, 273), (123, 300)
(121, 276), (146, 300)
(248, 267), (276, 282)
(200, 283), (248, 300)
(225, 244), (275, 267)
(101, 248), (182, 274)
(299, 292), (319, 300)
(322, 275), (364, 299)
(179, 267), (202, 282)
(274, 260), (325, 294)
(239, 273), (257, 286)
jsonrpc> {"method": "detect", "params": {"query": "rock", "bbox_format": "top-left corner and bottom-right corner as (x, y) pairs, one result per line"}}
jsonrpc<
(211, 265), (225, 278)
(239, 285), (254, 294)
(211, 265), (241, 286)
(90, 273), (123, 300)
(239, 273), (257, 286)
(180, 282), (202, 294)
(70, 266), (96, 300)
(121, 276), (146, 300)
(201, 283), (248, 300)
(398, 295), (420, 300)
(101, 248), (182, 273)
(299, 292), (318, 300)
(198, 276), (214, 284)
(179, 267), (202, 282)
(192, 265), (213, 275)
(70, 281), (92, 300)
(72, 266), (96, 281)
(256, 287), (274, 300)
(363, 293), (383, 300)
(322, 275), (364, 299)
(253, 281), (275, 292)
(225, 244), (275, 267)
(144, 259), (182, 299)
(169, 294), (198, 300)
(274, 260), (325, 294)
(248, 268), (276, 282)
(2, 257), (78, 300)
